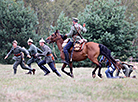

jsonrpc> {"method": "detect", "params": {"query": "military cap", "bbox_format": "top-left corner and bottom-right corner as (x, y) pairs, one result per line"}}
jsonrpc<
(115, 59), (120, 62)
(39, 38), (45, 43)
(27, 38), (33, 43)
(12, 40), (18, 44)
(72, 17), (78, 22)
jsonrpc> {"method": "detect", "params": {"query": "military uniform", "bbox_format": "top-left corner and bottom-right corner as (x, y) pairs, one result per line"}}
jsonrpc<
(37, 38), (61, 76)
(66, 23), (87, 42)
(6, 45), (35, 74)
(26, 43), (44, 74)
(27, 44), (42, 66)
(63, 17), (87, 64)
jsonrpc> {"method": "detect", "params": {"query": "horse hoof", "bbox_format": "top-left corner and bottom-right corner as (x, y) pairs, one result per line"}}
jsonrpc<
(92, 74), (96, 78)
(98, 74), (102, 78)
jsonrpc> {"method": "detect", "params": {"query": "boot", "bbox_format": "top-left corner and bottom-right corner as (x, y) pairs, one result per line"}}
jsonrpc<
(32, 69), (36, 75)
(26, 70), (32, 74)
(14, 69), (17, 75)
(63, 52), (69, 65)
(44, 71), (50, 76)
(55, 71), (61, 77)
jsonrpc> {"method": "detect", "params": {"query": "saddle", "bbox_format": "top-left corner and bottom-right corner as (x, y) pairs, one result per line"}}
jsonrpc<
(62, 38), (87, 52)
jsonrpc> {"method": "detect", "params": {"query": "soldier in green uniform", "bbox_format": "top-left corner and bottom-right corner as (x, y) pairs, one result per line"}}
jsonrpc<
(4, 40), (35, 74)
(26, 38), (45, 74)
(37, 38), (61, 77)
(63, 17), (87, 64)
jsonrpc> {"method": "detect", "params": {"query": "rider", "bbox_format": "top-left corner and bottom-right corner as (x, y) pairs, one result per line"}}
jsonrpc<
(63, 17), (87, 64)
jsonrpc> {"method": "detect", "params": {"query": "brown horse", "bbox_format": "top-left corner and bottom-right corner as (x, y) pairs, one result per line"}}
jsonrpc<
(46, 30), (119, 78)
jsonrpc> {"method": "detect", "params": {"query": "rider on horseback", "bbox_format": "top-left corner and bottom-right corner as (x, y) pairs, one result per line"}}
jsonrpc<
(63, 17), (87, 65)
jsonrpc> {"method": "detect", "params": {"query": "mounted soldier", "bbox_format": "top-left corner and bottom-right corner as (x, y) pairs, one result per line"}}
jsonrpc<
(63, 17), (87, 65)
(4, 40), (35, 75)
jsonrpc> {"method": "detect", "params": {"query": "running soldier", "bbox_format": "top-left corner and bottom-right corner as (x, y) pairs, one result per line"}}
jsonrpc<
(4, 40), (35, 74)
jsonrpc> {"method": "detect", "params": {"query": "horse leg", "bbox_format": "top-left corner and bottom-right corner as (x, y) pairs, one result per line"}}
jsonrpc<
(89, 57), (102, 78)
(61, 63), (73, 77)
(97, 63), (102, 78)
(92, 65), (98, 78)
(69, 63), (74, 78)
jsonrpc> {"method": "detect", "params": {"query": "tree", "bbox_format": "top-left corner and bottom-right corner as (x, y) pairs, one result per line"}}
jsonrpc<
(78, 0), (138, 60)
(0, 0), (39, 64)
(51, 0), (138, 67)
(23, 0), (90, 36)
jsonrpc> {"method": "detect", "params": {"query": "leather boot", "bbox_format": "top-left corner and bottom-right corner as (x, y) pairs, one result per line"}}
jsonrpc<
(14, 69), (17, 74)
(32, 69), (36, 75)
(55, 71), (61, 77)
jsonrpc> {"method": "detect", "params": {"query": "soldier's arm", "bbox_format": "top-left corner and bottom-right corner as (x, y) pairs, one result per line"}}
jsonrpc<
(80, 24), (87, 33)
(20, 47), (30, 56)
(37, 47), (43, 53)
(4, 48), (13, 59)
(37, 46), (49, 57)
(66, 26), (74, 37)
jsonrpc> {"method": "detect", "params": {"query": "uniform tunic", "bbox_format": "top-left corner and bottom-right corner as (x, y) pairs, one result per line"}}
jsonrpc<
(6, 46), (33, 71)
(66, 23), (87, 42)
(37, 44), (53, 63)
(37, 44), (57, 73)
(27, 44), (42, 65)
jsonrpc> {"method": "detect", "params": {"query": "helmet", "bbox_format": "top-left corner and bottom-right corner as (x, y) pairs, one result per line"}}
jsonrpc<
(39, 38), (45, 43)
(27, 38), (33, 43)
(12, 40), (18, 44)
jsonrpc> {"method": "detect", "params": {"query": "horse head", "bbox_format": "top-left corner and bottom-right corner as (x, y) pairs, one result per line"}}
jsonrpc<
(46, 30), (63, 44)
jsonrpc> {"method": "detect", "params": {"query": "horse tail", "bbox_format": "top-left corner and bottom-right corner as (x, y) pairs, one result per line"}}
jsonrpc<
(99, 44), (117, 65)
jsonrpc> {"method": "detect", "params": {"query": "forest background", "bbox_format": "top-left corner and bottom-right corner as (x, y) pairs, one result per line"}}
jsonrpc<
(0, 0), (138, 67)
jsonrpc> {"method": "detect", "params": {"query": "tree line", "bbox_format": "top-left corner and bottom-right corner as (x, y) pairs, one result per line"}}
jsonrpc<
(0, 0), (138, 67)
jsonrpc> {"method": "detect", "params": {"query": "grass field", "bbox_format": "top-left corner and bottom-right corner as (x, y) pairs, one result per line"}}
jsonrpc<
(0, 63), (138, 102)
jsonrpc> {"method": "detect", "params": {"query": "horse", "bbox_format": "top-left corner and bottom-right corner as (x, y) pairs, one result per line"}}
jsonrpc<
(46, 30), (120, 78)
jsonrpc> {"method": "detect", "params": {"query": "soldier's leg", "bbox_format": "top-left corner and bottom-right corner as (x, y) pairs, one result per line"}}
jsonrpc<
(36, 58), (46, 73)
(26, 58), (35, 74)
(105, 68), (112, 78)
(48, 61), (61, 77)
(20, 60), (36, 75)
(13, 60), (20, 74)
(63, 41), (73, 64)
(122, 64), (132, 77)
(38, 60), (50, 76)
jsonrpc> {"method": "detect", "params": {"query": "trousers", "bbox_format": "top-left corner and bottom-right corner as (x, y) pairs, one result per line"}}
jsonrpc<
(38, 60), (57, 73)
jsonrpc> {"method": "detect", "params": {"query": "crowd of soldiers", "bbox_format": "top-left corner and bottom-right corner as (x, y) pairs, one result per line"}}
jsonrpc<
(4, 38), (61, 77)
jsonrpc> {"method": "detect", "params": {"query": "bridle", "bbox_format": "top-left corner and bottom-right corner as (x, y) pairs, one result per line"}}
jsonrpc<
(50, 33), (62, 43)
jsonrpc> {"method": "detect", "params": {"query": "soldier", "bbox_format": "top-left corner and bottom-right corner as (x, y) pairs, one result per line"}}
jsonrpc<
(4, 40), (35, 75)
(37, 38), (61, 77)
(26, 38), (47, 74)
(63, 17), (87, 64)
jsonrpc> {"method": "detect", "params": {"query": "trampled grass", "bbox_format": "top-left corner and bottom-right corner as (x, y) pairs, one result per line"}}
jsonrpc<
(0, 63), (138, 102)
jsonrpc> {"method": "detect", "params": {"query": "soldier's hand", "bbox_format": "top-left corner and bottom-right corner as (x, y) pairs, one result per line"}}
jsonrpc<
(22, 47), (25, 49)
(83, 23), (86, 27)
(35, 53), (38, 56)
(27, 55), (31, 58)
(4, 56), (8, 59)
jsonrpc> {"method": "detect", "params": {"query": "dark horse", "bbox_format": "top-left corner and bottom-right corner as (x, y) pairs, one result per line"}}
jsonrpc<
(46, 30), (119, 78)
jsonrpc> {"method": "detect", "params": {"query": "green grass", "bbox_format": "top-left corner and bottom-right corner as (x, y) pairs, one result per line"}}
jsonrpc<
(0, 63), (138, 102)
